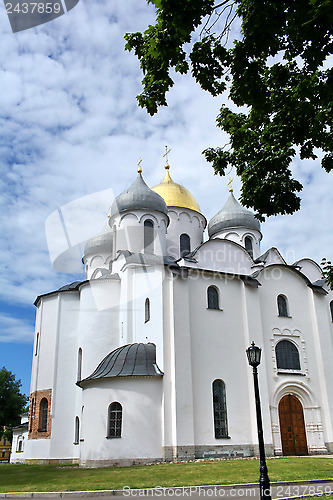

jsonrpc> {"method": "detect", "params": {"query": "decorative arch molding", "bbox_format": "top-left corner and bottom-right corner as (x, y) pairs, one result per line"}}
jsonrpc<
(271, 381), (316, 408)
(270, 332), (308, 378)
(192, 214), (202, 228)
(160, 218), (168, 233)
(90, 255), (105, 267)
(167, 209), (180, 220)
(270, 382), (327, 455)
(224, 231), (240, 241)
(139, 213), (162, 226)
(178, 211), (193, 223)
(167, 209), (206, 228)
(117, 212), (140, 226)
(271, 327), (301, 337)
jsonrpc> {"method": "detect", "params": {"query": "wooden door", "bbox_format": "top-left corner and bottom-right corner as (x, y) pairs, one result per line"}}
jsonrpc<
(278, 394), (308, 456)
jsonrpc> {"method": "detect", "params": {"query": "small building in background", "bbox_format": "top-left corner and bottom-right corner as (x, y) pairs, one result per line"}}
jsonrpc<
(10, 413), (29, 463)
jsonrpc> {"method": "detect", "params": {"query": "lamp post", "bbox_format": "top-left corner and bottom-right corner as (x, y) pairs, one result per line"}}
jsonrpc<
(246, 341), (271, 500)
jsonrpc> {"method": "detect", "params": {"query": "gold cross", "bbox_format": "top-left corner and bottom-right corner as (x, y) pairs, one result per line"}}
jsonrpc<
(137, 157), (143, 174)
(163, 146), (171, 165)
(107, 204), (112, 218)
(228, 178), (233, 193)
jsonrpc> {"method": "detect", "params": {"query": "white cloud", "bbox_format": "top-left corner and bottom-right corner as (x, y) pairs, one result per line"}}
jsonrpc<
(0, 312), (35, 343)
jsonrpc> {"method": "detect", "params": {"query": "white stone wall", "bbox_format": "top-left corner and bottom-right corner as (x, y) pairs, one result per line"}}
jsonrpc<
(211, 228), (262, 260)
(78, 280), (120, 380)
(80, 377), (163, 466)
(165, 208), (206, 259)
(258, 265), (332, 454)
(110, 210), (168, 257)
(169, 270), (273, 456)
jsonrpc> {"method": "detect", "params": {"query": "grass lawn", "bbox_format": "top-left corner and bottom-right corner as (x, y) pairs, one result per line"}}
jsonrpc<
(0, 457), (332, 493)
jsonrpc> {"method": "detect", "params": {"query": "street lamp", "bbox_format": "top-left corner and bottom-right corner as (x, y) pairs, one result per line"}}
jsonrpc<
(246, 341), (271, 500)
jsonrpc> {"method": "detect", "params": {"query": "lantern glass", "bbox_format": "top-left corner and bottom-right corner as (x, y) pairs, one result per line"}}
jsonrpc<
(246, 342), (262, 367)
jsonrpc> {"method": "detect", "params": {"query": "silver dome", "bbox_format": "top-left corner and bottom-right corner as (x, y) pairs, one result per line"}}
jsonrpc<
(110, 173), (168, 217)
(84, 224), (113, 256)
(208, 192), (261, 238)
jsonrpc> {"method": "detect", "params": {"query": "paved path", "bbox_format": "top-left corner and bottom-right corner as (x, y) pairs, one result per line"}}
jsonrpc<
(2, 480), (333, 500)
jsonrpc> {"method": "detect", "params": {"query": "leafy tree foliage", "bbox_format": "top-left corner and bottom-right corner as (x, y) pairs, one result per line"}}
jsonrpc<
(125, 0), (333, 219)
(0, 367), (28, 438)
(322, 258), (333, 290)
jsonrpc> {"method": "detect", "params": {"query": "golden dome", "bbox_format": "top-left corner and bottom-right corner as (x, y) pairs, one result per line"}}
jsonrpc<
(151, 166), (201, 213)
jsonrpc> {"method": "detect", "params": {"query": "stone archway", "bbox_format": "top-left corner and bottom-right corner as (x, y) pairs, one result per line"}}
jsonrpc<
(278, 394), (308, 456)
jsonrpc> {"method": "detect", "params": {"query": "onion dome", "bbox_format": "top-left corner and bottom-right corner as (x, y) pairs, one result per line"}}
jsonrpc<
(152, 166), (201, 213)
(110, 171), (168, 217)
(84, 224), (112, 256)
(80, 343), (163, 385)
(208, 191), (261, 238)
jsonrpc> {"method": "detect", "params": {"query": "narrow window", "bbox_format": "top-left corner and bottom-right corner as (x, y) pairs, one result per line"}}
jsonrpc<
(112, 225), (117, 260)
(275, 340), (301, 370)
(74, 416), (80, 444)
(330, 301), (333, 322)
(145, 298), (150, 323)
(277, 294), (289, 317)
(212, 379), (228, 438)
(207, 286), (219, 310)
(144, 220), (154, 254)
(35, 332), (39, 356)
(29, 398), (35, 432)
(107, 402), (122, 438)
(17, 436), (23, 453)
(39, 398), (48, 432)
(245, 236), (253, 258)
(180, 233), (191, 257)
(77, 348), (82, 382)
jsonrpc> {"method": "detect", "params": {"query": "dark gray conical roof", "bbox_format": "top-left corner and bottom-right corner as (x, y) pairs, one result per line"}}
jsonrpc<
(110, 173), (168, 217)
(208, 192), (261, 238)
(80, 343), (163, 385)
(84, 224), (113, 256)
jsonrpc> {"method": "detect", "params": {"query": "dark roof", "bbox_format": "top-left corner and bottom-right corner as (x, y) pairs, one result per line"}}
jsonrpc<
(208, 192), (261, 238)
(79, 343), (163, 386)
(110, 173), (168, 217)
(11, 422), (28, 430)
(34, 280), (84, 306)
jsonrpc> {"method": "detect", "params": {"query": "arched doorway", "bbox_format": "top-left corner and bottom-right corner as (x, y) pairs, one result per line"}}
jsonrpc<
(278, 394), (308, 456)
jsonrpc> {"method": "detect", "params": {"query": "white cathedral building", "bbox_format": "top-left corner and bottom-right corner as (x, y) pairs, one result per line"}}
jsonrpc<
(11, 162), (333, 466)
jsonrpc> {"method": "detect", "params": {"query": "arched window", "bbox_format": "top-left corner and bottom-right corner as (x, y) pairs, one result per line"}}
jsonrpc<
(277, 294), (289, 317)
(245, 236), (253, 258)
(107, 402), (122, 438)
(16, 436), (24, 453)
(275, 340), (301, 370)
(74, 416), (80, 445)
(144, 220), (154, 254)
(35, 332), (39, 356)
(112, 225), (117, 260)
(29, 398), (35, 432)
(212, 379), (228, 438)
(330, 301), (333, 322)
(145, 298), (150, 323)
(180, 233), (191, 257)
(39, 398), (48, 432)
(207, 286), (219, 310)
(77, 348), (82, 382)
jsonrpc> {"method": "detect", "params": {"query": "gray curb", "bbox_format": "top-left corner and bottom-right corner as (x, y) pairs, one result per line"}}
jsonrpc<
(1, 479), (333, 498)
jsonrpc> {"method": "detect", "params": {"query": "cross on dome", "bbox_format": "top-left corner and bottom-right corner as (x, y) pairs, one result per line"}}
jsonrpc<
(163, 146), (171, 167)
(137, 157), (143, 174)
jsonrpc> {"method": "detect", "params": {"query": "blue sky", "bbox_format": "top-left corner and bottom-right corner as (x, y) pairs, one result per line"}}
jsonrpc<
(0, 0), (332, 399)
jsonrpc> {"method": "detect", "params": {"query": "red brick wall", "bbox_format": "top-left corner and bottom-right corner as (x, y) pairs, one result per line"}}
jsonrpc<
(28, 389), (52, 440)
